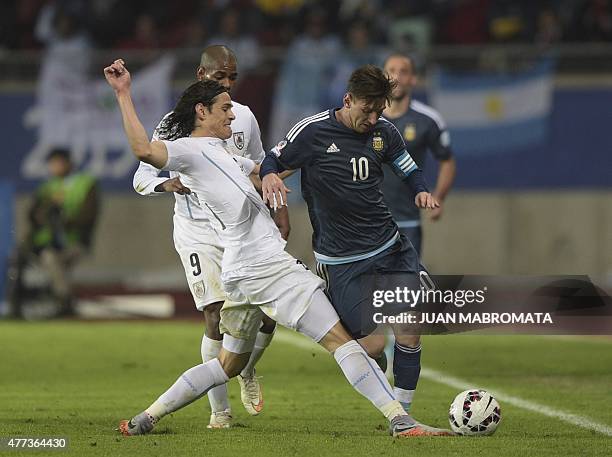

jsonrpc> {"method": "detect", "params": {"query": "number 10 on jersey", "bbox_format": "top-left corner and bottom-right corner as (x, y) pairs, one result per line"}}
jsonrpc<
(350, 157), (369, 181)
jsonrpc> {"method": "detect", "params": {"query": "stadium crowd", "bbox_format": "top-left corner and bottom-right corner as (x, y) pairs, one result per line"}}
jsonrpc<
(2, 0), (611, 54)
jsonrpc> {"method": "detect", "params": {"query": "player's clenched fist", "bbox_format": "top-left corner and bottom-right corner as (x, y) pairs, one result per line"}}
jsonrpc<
(261, 173), (290, 210)
(104, 59), (131, 93)
(415, 192), (440, 210)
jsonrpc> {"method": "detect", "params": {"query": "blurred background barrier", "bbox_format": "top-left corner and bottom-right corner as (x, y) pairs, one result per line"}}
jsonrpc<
(1, 0), (612, 316)
(0, 182), (14, 312)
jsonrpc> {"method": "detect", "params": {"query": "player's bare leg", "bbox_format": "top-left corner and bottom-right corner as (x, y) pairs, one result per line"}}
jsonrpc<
(201, 301), (233, 428)
(237, 315), (276, 415)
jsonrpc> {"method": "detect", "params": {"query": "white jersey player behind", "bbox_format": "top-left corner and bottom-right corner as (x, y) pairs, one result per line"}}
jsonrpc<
(133, 100), (266, 311)
(104, 59), (450, 439)
(131, 46), (278, 427)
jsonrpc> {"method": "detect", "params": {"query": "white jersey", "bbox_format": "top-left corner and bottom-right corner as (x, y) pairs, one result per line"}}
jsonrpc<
(133, 100), (266, 222)
(161, 136), (286, 272)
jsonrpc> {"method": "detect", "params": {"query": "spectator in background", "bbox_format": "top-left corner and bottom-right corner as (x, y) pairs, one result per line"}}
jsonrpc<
(208, 8), (261, 72)
(536, 7), (562, 47)
(118, 13), (160, 49)
(487, 0), (531, 43)
(6, 149), (98, 318)
(436, 0), (490, 44)
(35, 1), (89, 51)
(326, 20), (380, 105)
(268, 7), (341, 142)
(178, 18), (207, 48)
(254, 0), (305, 15)
(575, 0), (612, 41)
(35, 2), (90, 147)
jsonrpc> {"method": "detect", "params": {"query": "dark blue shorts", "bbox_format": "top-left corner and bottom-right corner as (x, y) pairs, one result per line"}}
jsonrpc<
(398, 225), (422, 257)
(316, 234), (428, 339)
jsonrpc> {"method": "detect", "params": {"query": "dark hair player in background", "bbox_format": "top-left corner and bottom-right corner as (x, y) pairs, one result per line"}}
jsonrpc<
(382, 54), (456, 256)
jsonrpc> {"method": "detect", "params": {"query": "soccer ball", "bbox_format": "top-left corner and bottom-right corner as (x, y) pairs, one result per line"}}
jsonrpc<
(448, 389), (501, 436)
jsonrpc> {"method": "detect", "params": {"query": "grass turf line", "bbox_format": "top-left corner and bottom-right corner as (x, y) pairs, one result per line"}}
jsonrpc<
(0, 321), (610, 456)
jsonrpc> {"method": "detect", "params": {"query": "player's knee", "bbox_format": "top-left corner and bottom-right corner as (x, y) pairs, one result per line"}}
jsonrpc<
(358, 335), (386, 359)
(316, 321), (353, 352)
(260, 315), (276, 334)
(218, 350), (249, 378)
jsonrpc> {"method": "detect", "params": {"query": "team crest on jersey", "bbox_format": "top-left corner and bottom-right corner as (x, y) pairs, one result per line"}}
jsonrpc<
(233, 132), (245, 150)
(193, 280), (205, 298)
(372, 135), (384, 152)
(404, 123), (416, 142)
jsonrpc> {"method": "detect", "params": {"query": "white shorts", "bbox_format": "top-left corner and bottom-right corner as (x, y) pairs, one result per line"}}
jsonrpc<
(173, 214), (226, 310)
(220, 252), (340, 342)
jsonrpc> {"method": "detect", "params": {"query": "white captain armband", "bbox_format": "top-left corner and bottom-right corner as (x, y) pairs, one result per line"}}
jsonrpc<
(392, 151), (418, 176)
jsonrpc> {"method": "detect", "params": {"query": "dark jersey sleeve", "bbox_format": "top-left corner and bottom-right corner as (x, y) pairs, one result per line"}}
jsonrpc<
(382, 121), (418, 177)
(275, 123), (319, 170)
(260, 123), (318, 177)
(426, 119), (453, 161)
(382, 120), (429, 195)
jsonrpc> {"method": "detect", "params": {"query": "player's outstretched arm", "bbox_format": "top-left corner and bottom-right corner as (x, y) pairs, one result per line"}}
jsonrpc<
(104, 59), (168, 169)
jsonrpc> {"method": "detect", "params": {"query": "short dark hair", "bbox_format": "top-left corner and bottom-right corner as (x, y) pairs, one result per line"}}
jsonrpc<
(156, 80), (229, 140)
(46, 148), (71, 162)
(347, 64), (396, 106)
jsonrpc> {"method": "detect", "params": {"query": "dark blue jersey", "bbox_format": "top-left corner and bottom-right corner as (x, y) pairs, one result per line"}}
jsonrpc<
(381, 100), (453, 225)
(265, 108), (427, 265)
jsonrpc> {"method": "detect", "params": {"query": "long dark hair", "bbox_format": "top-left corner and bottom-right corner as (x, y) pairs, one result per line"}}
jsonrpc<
(156, 80), (228, 140)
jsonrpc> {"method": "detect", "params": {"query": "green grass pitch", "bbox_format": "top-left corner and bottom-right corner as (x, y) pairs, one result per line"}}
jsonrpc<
(1, 321), (611, 456)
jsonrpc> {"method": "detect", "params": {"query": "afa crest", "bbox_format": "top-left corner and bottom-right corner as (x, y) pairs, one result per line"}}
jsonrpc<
(404, 124), (416, 142)
(372, 135), (384, 152)
(233, 132), (245, 150)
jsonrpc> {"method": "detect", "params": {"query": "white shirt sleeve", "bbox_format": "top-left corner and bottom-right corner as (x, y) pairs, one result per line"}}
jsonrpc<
(132, 161), (167, 196)
(245, 108), (266, 164)
(132, 112), (172, 195)
(161, 139), (191, 172)
(233, 155), (256, 176)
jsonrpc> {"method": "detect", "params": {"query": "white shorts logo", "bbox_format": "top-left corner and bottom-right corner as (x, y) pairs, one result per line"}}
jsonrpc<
(193, 280), (205, 298)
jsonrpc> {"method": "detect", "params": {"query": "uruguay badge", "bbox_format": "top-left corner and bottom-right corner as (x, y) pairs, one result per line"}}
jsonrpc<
(233, 132), (245, 150)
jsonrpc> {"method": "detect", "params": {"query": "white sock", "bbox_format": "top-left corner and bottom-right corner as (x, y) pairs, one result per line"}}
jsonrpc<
(145, 359), (229, 422)
(201, 335), (230, 413)
(394, 386), (415, 411)
(333, 340), (405, 420)
(240, 330), (274, 378)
